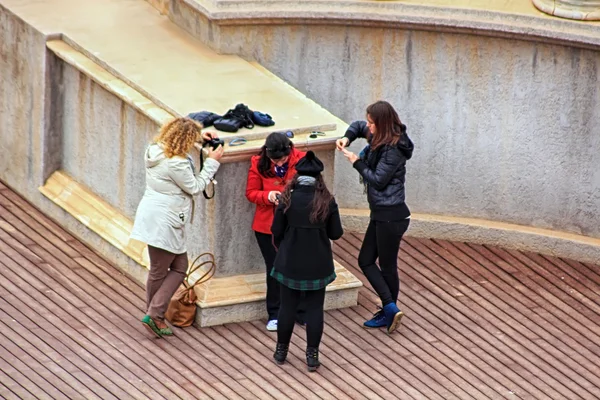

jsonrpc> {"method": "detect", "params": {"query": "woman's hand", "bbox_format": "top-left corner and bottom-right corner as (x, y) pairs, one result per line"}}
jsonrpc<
(202, 131), (217, 142)
(336, 137), (349, 151)
(268, 191), (281, 205)
(342, 148), (359, 163)
(207, 145), (224, 161)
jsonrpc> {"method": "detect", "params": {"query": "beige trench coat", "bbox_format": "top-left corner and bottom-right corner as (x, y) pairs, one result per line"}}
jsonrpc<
(130, 143), (220, 254)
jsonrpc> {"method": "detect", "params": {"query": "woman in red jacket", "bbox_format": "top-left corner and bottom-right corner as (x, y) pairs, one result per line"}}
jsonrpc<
(246, 132), (306, 331)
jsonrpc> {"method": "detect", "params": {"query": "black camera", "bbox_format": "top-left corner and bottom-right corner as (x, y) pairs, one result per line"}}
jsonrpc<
(203, 137), (225, 150)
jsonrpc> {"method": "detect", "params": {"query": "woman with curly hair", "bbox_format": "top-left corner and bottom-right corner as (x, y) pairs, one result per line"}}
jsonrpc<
(131, 117), (223, 337)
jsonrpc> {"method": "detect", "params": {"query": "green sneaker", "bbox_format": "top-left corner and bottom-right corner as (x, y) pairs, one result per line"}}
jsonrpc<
(141, 315), (162, 338)
(158, 325), (173, 336)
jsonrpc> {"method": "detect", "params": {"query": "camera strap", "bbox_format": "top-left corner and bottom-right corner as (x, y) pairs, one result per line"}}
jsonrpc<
(199, 148), (216, 200)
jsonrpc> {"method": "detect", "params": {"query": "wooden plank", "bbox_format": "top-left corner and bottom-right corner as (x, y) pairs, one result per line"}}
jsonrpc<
(0, 284), (185, 400)
(470, 243), (600, 353)
(0, 189), (148, 298)
(400, 239), (593, 400)
(0, 193), (146, 300)
(0, 242), (226, 400)
(0, 191), (76, 243)
(410, 238), (600, 394)
(327, 307), (480, 400)
(162, 329), (268, 400)
(0, 283), (115, 400)
(0, 211), (248, 399)
(231, 322), (353, 400)
(5, 197), (278, 399)
(0, 266), (150, 400)
(0, 338), (81, 399)
(320, 308), (461, 400)
(194, 324), (321, 400)
(334, 303), (507, 400)
(341, 234), (562, 399)
(557, 257), (600, 292)
(0, 368), (35, 400)
(0, 193), (370, 396)
(333, 242), (539, 400)
(0, 353), (54, 400)
(0, 209), (260, 398)
(245, 319), (426, 400)
(3, 183), (600, 399)
(505, 249), (600, 320)
(443, 241), (600, 357)
(517, 251), (600, 316)
(245, 315), (413, 400)
(432, 239), (600, 377)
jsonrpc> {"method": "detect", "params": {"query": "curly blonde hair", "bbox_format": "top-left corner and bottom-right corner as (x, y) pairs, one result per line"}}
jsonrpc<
(154, 117), (202, 158)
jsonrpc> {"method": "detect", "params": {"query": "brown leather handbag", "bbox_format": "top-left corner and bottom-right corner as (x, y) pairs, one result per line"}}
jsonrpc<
(165, 252), (216, 327)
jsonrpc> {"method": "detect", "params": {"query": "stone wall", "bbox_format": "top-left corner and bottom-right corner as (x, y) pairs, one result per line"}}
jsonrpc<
(60, 64), (158, 219)
(0, 9), (150, 278)
(0, 6), (49, 196)
(188, 22), (600, 239)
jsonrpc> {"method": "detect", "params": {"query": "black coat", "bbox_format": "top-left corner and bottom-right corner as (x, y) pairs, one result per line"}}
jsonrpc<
(271, 185), (344, 281)
(344, 120), (414, 220)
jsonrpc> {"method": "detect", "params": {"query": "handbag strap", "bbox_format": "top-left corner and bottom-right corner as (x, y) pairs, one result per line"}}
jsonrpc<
(198, 150), (216, 200)
(184, 252), (217, 289)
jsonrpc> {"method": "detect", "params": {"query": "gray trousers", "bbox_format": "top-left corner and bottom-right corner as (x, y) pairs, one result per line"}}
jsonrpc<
(146, 245), (188, 321)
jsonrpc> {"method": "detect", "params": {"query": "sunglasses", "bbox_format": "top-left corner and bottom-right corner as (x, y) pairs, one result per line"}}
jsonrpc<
(309, 131), (326, 139)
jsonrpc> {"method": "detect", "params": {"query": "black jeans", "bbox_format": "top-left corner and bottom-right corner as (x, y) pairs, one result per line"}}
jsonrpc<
(278, 285), (326, 348)
(255, 231), (306, 322)
(358, 219), (410, 306)
(255, 231), (280, 320)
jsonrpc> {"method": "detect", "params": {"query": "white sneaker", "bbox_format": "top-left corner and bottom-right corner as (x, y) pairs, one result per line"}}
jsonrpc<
(266, 320), (278, 331)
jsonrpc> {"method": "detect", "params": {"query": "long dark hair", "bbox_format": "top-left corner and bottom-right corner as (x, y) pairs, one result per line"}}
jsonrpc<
(366, 100), (406, 150)
(280, 174), (333, 223)
(257, 132), (293, 177)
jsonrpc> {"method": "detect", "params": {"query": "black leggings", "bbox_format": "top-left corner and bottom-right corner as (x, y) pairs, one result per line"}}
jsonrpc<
(255, 232), (280, 320)
(277, 285), (326, 348)
(358, 219), (410, 306)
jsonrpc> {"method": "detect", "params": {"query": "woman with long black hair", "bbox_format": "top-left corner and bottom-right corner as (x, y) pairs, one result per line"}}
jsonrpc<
(271, 151), (343, 372)
(338, 100), (414, 334)
(246, 132), (306, 331)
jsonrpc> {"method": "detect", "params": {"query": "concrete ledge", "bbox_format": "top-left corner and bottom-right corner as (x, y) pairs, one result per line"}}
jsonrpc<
(39, 171), (150, 272)
(47, 40), (175, 127)
(341, 209), (600, 265)
(195, 261), (362, 326)
(167, 0), (600, 50)
(46, 39), (345, 163)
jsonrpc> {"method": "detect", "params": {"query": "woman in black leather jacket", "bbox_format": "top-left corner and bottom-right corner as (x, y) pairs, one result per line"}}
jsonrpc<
(339, 100), (414, 334)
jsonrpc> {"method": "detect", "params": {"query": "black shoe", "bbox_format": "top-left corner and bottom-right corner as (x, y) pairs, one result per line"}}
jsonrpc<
(273, 343), (289, 365)
(306, 347), (320, 372)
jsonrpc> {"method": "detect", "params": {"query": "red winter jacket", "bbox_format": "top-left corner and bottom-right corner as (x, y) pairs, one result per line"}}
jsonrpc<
(245, 147), (306, 234)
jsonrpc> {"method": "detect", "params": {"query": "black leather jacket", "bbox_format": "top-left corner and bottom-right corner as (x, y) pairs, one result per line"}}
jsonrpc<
(344, 121), (414, 219)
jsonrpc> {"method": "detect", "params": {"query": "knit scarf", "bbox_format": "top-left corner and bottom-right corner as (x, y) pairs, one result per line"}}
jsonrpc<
(297, 176), (316, 186)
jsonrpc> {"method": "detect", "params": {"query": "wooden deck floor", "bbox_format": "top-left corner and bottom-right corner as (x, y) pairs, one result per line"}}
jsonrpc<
(1, 181), (599, 400)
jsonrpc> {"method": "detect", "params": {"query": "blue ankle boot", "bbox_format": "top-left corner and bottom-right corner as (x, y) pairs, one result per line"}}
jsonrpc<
(382, 303), (404, 334)
(363, 307), (387, 328)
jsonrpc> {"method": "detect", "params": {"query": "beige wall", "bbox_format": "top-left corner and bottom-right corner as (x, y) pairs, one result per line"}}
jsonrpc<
(173, 15), (600, 239)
